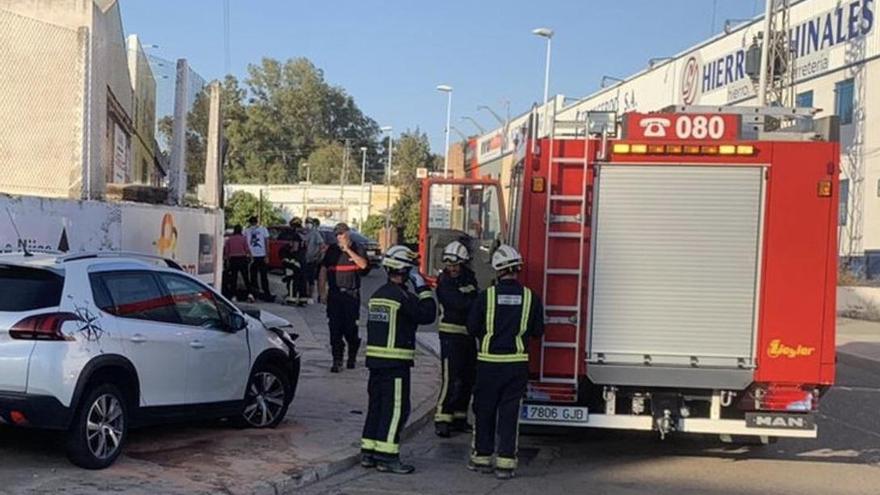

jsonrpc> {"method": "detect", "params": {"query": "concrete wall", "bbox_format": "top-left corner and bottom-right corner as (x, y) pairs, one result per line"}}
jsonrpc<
(0, 7), (86, 198)
(0, 0), (137, 199)
(838, 286), (880, 320)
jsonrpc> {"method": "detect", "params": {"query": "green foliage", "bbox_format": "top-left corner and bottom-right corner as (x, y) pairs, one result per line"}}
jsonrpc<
(392, 129), (434, 196)
(163, 60), (379, 191)
(303, 141), (363, 184)
(390, 194), (421, 244)
(224, 190), (285, 229)
(360, 214), (386, 241)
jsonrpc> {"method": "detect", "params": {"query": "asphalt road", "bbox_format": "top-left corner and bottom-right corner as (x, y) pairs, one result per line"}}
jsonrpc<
(299, 357), (880, 495)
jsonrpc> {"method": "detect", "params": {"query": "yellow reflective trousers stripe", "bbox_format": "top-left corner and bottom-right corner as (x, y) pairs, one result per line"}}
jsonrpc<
(438, 322), (468, 335)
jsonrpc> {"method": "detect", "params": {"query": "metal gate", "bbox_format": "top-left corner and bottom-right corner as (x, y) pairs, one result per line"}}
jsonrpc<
(587, 165), (765, 372)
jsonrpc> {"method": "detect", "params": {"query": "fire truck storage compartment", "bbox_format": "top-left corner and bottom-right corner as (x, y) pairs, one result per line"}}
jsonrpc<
(587, 164), (765, 389)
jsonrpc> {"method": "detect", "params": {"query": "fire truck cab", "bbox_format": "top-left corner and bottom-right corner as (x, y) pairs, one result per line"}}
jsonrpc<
(420, 106), (839, 440)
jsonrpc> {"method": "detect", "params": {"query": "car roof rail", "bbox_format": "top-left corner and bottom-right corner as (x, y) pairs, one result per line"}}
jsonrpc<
(56, 251), (184, 271)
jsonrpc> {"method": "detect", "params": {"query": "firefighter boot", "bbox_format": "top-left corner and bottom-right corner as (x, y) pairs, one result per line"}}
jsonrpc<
(331, 359), (342, 373)
(434, 422), (451, 438)
(360, 453), (376, 468)
(452, 418), (473, 433)
(376, 459), (415, 475)
(495, 468), (515, 480)
(467, 460), (494, 474)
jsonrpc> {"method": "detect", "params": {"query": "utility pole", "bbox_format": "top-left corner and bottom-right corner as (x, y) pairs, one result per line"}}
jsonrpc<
(340, 138), (350, 222)
(168, 58), (189, 205)
(203, 81), (223, 208)
(757, 0), (793, 107)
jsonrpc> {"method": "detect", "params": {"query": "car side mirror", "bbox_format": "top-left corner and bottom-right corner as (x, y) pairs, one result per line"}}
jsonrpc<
(227, 313), (248, 333)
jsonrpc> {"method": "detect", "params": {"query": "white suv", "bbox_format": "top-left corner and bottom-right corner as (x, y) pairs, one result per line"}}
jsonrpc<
(0, 252), (300, 469)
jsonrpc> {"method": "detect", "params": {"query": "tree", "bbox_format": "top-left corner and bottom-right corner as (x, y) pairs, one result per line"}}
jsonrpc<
(161, 59), (380, 191)
(303, 140), (363, 185)
(360, 214), (386, 241)
(224, 190), (285, 229)
(384, 130), (439, 244)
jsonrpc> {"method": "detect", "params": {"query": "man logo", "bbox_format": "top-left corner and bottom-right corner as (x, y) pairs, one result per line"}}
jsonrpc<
(680, 55), (701, 105)
(746, 413), (815, 430)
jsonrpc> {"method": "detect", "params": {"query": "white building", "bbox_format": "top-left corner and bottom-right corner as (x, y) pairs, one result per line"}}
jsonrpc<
(471, 0), (879, 275)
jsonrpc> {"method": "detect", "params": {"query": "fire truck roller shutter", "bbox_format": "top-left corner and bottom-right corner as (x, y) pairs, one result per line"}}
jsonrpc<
(587, 165), (764, 389)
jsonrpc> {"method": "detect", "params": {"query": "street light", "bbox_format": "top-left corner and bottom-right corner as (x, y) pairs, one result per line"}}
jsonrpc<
(460, 116), (485, 134)
(380, 126), (393, 230)
(437, 84), (453, 178)
(477, 105), (505, 126)
(532, 27), (554, 137)
(360, 146), (369, 224)
(449, 125), (469, 141)
(600, 75), (625, 88)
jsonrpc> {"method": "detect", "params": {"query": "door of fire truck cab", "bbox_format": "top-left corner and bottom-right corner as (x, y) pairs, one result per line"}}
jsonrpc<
(420, 178), (506, 289)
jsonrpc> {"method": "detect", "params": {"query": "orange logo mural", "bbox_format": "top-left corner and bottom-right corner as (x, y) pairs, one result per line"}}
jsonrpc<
(156, 213), (178, 257)
(767, 339), (816, 359)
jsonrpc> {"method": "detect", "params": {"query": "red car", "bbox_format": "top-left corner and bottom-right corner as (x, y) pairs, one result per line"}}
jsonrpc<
(267, 226), (380, 270)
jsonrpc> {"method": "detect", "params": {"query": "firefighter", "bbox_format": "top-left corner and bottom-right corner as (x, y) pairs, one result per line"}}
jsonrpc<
(319, 223), (369, 372)
(434, 240), (479, 438)
(466, 244), (544, 480)
(361, 245), (437, 474)
(280, 218), (307, 306)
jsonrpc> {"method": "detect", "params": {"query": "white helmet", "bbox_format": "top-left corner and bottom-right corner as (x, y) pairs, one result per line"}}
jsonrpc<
(442, 241), (470, 265)
(382, 245), (419, 271)
(491, 244), (523, 272)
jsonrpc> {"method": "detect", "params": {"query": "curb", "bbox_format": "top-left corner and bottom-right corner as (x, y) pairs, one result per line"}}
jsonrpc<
(253, 349), (440, 495)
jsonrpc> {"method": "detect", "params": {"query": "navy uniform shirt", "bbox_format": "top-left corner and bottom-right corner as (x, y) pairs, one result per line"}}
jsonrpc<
(322, 242), (366, 291)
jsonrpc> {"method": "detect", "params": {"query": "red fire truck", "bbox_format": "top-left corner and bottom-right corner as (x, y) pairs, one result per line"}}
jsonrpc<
(420, 106), (839, 441)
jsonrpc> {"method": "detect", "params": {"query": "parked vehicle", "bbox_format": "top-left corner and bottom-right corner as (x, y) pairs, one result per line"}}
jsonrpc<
(420, 107), (839, 442)
(0, 251), (300, 469)
(267, 225), (381, 270)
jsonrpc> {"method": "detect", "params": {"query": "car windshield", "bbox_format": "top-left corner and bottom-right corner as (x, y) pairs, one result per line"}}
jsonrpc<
(0, 265), (64, 312)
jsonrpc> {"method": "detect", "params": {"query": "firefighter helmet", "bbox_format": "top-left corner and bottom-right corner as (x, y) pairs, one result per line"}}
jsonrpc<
(382, 245), (419, 272)
(491, 244), (523, 272)
(442, 241), (470, 265)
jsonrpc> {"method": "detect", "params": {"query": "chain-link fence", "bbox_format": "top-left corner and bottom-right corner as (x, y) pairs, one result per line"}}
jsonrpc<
(0, 9), (86, 199)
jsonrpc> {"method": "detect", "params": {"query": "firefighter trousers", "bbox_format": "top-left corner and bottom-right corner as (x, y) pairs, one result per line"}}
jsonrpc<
(434, 333), (476, 425)
(361, 366), (411, 460)
(471, 362), (528, 470)
(285, 266), (307, 302)
(327, 290), (361, 362)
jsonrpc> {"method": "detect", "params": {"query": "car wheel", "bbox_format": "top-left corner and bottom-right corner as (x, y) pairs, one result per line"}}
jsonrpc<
(65, 384), (128, 469)
(241, 365), (291, 428)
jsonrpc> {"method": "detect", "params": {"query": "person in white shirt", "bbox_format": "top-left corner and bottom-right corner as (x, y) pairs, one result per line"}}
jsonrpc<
(245, 216), (272, 300)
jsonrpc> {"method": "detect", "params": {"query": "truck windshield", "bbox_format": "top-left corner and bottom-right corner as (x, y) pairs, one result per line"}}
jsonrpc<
(425, 182), (503, 288)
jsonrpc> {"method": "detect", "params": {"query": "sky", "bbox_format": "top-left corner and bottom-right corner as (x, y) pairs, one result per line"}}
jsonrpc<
(121, 0), (765, 152)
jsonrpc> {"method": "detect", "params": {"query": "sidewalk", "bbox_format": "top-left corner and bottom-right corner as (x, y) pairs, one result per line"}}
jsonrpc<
(1, 273), (440, 495)
(837, 317), (880, 367)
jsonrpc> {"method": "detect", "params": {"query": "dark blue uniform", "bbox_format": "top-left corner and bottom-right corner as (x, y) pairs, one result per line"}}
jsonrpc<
(434, 268), (479, 427)
(322, 242), (367, 363)
(361, 280), (436, 461)
(466, 278), (543, 472)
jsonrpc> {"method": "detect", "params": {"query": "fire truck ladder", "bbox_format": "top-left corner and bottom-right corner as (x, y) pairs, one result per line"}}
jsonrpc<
(537, 106), (594, 401)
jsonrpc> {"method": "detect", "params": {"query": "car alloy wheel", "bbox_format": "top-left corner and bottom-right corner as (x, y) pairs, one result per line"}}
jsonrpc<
(85, 394), (125, 460)
(243, 371), (286, 427)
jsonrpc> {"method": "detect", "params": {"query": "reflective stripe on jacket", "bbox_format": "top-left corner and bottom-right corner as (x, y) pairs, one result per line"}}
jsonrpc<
(436, 268), (479, 336)
(366, 281), (437, 368)
(467, 279), (544, 363)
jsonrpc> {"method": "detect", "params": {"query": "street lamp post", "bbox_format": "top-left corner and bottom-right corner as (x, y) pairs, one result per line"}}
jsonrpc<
(360, 146), (368, 224)
(532, 27), (554, 136)
(381, 126), (393, 230)
(437, 84), (453, 178)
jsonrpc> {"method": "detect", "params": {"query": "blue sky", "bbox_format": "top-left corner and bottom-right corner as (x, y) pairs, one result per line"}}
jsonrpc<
(121, 0), (763, 152)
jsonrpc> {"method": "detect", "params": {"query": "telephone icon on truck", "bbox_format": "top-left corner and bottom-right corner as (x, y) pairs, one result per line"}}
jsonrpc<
(640, 118), (671, 138)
